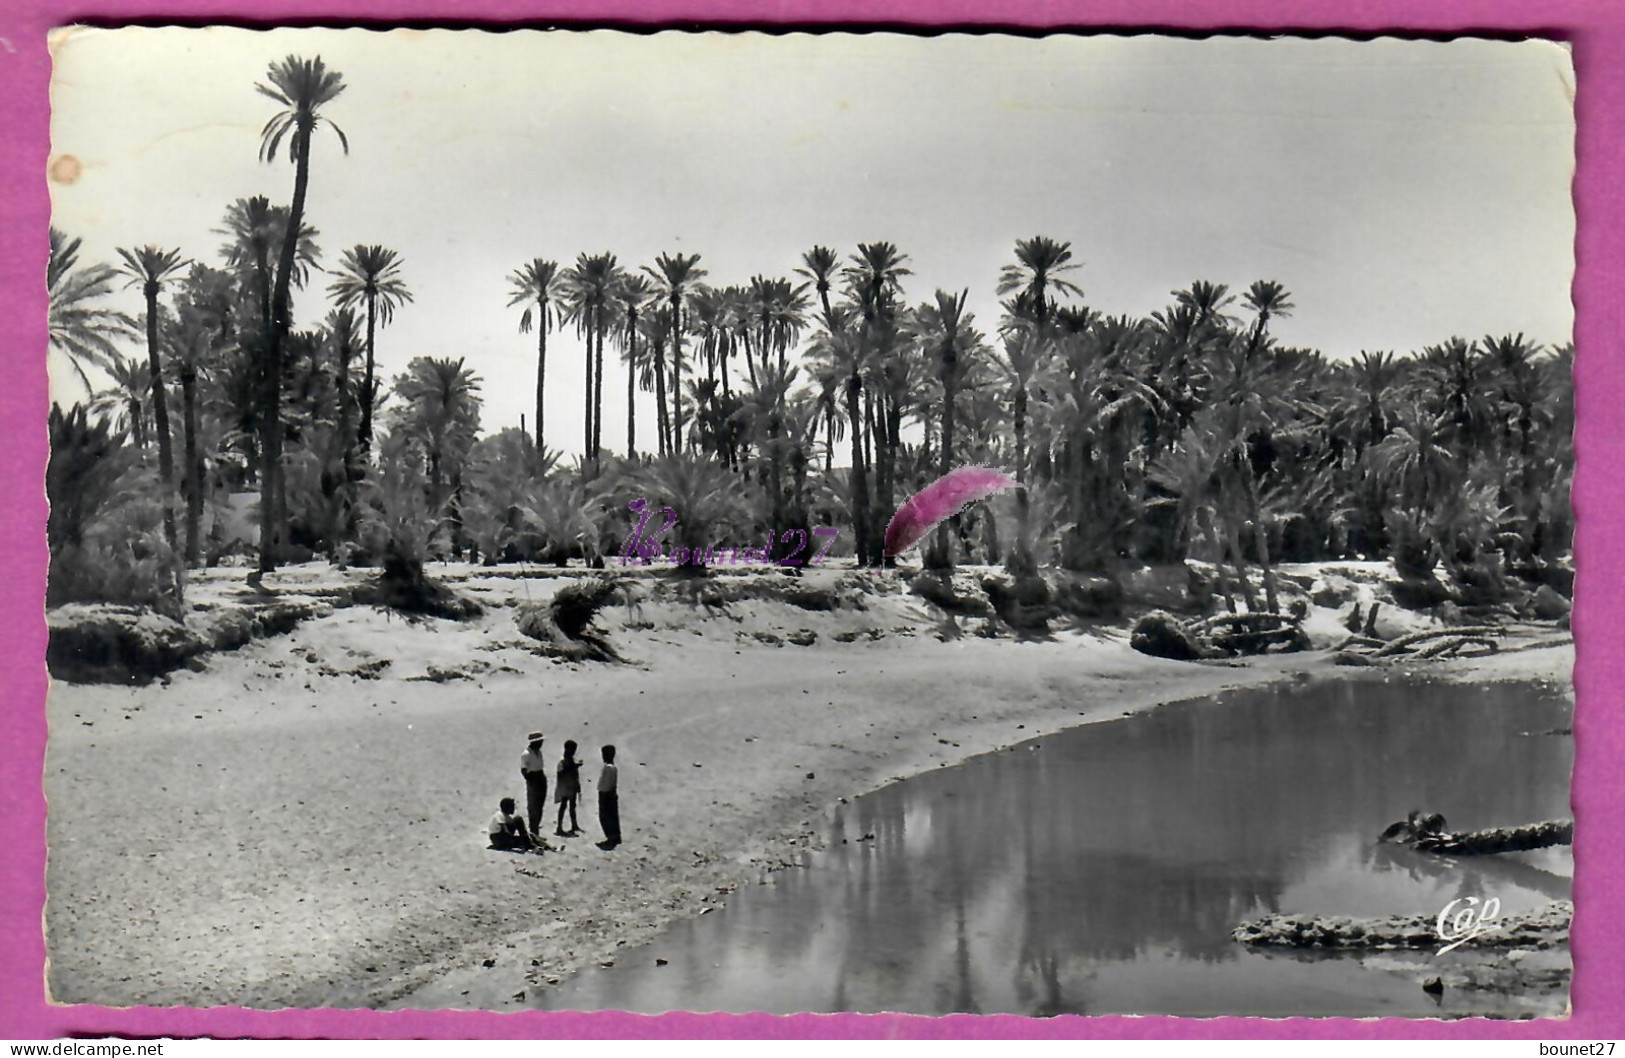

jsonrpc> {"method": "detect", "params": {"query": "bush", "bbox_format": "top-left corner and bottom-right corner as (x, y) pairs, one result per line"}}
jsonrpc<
(47, 404), (174, 609)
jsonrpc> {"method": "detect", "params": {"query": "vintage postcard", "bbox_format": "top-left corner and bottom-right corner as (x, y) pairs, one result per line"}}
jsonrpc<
(41, 27), (1576, 1019)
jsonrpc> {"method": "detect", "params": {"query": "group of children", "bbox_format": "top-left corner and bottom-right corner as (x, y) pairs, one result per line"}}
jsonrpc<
(488, 731), (621, 853)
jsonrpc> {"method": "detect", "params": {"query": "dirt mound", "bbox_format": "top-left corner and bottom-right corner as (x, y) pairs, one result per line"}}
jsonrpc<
(47, 599), (332, 684)
(351, 558), (482, 620)
(515, 577), (624, 661)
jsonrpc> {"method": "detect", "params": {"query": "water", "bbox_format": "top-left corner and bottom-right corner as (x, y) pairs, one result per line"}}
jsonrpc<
(539, 677), (1573, 1017)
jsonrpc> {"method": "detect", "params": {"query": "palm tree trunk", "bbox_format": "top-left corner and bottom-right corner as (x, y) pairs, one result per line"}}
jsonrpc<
(337, 335), (357, 541)
(359, 298), (378, 455)
(883, 393), (901, 566)
(131, 398), (146, 449)
(583, 307), (595, 466)
(742, 333), (758, 391)
(592, 317), (606, 465)
(535, 302), (548, 448)
(180, 365), (202, 567)
(1242, 458), (1282, 613)
(1198, 507), (1238, 613)
(670, 297), (684, 454)
(846, 372), (871, 566)
(1010, 385), (1034, 576)
(144, 289), (184, 602)
(260, 123), (314, 574)
(929, 361), (957, 570)
(1223, 516), (1260, 612)
(654, 338), (669, 457)
(626, 322), (637, 459)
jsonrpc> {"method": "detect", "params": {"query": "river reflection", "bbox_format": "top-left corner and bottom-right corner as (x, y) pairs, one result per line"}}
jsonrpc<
(540, 677), (1572, 1017)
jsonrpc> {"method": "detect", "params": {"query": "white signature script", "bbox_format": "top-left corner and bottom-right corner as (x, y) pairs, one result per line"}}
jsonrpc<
(1435, 895), (1502, 955)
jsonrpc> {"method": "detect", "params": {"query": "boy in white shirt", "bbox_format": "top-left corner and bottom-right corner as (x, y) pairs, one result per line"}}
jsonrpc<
(488, 796), (542, 852)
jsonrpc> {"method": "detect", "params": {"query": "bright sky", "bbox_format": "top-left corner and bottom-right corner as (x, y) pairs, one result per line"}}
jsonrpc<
(48, 28), (1576, 455)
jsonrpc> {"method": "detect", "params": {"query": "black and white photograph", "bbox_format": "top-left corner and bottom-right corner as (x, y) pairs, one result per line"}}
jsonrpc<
(43, 27), (1576, 1018)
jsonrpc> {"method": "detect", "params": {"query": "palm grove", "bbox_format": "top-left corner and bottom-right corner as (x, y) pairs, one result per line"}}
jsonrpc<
(47, 55), (1574, 616)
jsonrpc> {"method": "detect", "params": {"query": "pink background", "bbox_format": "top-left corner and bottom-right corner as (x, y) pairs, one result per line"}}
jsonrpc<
(2, 0), (1618, 1041)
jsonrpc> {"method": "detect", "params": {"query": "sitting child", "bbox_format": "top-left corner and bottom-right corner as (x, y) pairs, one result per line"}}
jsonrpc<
(488, 796), (542, 852)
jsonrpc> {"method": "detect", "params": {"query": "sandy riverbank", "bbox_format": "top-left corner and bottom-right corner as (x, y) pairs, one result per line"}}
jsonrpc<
(42, 562), (1573, 1011)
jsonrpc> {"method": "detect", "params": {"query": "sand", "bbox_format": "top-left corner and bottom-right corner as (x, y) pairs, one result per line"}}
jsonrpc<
(41, 561), (1574, 1011)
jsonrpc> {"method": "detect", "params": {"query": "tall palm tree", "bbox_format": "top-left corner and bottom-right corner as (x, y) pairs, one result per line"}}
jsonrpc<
(746, 275), (810, 375)
(117, 244), (190, 600)
(174, 264), (238, 566)
(796, 245), (841, 329)
(807, 308), (873, 565)
(1242, 279), (1294, 356)
(612, 273), (655, 459)
(506, 258), (564, 450)
(643, 253), (707, 455)
(997, 236), (1083, 331)
(328, 244), (411, 458)
(258, 53), (349, 573)
(1237, 280), (1295, 608)
(912, 289), (974, 569)
(843, 242), (913, 562)
(563, 252), (625, 468)
(48, 228), (135, 389)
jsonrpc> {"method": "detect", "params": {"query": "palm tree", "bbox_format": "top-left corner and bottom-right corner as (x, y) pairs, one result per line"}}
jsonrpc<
(506, 258), (564, 450)
(1242, 280), (1295, 356)
(807, 310), (873, 565)
(88, 357), (152, 450)
(912, 289), (974, 568)
(994, 313), (1046, 576)
(1236, 281), (1296, 609)
(746, 275), (810, 375)
(842, 242), (913, 562)
(1371, 403), (1460, 578)
(796, 245), (841, 329)
(1148, 415), (1239, 610)
(631, 454), (752, 572)
(563, 253), (625, 468)
(174, 264), (238, 566)
(258, 53), (349, 573)
(323, 307), (363, 537)
(164, 308), (214, 567)
(743, 358), (801, 534)
(216, 197), (321, 333)
(328, 245), (411, 458)
(48, 228), (135, 389)
(393, 356), (483, 494)
(643, 253), (707, 455)
(116, 244), (190, 600)
(997, 236), (1083, 331)
(612, 273), (655, 459)
(1173, 280), (1239, 329)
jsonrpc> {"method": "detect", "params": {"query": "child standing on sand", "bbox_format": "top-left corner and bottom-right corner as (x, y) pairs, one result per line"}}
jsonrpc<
(596, 744), (620, 850)
(555, 740), (582, 836)
(520, 732), (548, 836)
